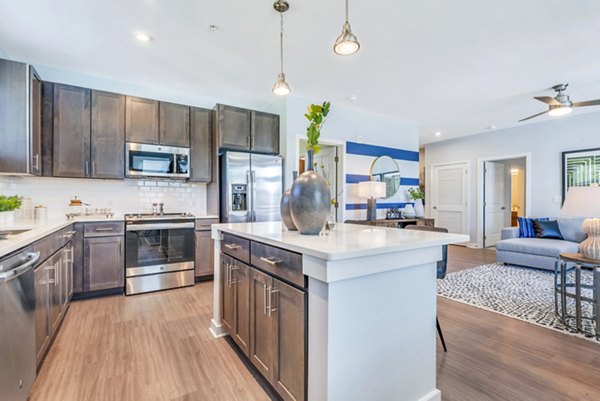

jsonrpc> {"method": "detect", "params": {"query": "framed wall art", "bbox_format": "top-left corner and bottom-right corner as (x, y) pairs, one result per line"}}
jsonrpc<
(562, 147), (600, 202)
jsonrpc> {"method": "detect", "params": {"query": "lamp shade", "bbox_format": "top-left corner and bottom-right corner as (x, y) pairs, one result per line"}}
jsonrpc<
(358, 181), (386, 199)
(561, 186), (600, 217)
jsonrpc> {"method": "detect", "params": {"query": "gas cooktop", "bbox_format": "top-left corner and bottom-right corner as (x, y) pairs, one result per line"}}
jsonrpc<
(125, 212), (195, 221)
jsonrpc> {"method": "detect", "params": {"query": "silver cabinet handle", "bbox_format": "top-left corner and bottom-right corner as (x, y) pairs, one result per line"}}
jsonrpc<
(33, 154), (40, 171)
(85, 161), (89, 176)
(92, 161), (96, 177)
(63, 230), (76, 239)
(260, 256), (282, 266)
(229, 265), (238, 286)
(224, 243), (240, 250)
(225, 262), (230, 287)
(119, 239), (122, 255)
(268, 287), (279, 316)
(263, 283), (269, 315)
(95, 227), (114, 232)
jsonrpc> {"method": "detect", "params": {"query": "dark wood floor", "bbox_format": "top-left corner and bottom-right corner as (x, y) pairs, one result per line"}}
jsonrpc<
(30, 245), (600, 400)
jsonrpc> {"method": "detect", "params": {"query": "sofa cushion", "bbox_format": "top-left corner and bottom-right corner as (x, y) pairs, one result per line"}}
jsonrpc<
(557, 217), (587, 243)
(496, 238), (579, 258)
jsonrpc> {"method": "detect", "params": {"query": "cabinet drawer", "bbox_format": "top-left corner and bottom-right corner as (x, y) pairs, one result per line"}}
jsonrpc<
(195, 218), (219, 231)
(33, 234), (58, 264)
(221, 233), (250, 263)
(84, 222), (124, 237)
(251, 242), (304, 288)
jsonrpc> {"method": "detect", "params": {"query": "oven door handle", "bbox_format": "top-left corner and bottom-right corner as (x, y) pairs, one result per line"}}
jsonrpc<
(126, 222), (195, 231)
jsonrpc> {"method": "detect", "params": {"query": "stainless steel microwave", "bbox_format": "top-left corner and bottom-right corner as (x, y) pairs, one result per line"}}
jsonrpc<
(125, 143), (190, 179)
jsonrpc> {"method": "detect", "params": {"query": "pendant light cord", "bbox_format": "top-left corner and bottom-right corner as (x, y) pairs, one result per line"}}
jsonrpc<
(280, 11), (285, 74)
(345, 0), (349, 23)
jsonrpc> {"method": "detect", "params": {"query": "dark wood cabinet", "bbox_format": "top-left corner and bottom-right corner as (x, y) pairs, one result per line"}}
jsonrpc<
(251, 111), (279, 154)
(125, 96), (159, 144)
(190, 107), (212, 182)
(249, 267), (275, 382)
(52, 84), (91, 177)
(160, 102), (190, 147)
(221, 253), (235, 333)
(48, 252), (62, 334)
(72, 224), (84, 294)
(83, 236), (124, 291)
(91, 90), (125, 179)
(216, 104), (252, 151)
(195, 230), (214, 277)
(34, 261), (51, 366)
(232, 260), (251, 356)
(0, 59), (43, 175)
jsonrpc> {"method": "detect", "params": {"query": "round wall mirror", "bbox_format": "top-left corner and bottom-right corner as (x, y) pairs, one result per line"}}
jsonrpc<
(370, 156), (401, 199)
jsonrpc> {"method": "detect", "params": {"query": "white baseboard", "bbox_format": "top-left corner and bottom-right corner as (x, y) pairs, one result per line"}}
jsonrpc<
(209, 319), (227, 338)
(419, 389), (441, 401)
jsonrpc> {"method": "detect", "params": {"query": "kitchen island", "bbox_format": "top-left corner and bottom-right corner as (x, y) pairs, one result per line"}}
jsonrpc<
(211, 222), (469, 401)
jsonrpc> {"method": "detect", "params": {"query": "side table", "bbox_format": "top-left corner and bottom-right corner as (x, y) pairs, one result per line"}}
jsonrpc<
(555, 252), (600, 339)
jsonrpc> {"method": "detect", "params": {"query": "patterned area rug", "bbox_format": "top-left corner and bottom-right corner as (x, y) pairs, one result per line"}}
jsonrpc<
(437, 263), (599, 342)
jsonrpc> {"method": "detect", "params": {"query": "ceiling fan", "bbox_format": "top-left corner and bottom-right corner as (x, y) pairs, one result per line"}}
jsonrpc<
(519, 83), (600, 122)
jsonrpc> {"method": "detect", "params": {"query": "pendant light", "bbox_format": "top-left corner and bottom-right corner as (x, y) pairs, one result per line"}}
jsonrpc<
(272, 0), (291, 96)
(334, 0), (360, 56)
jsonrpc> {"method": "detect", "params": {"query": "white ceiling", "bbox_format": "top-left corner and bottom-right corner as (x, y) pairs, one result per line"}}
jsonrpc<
(1, 0), (600, 144)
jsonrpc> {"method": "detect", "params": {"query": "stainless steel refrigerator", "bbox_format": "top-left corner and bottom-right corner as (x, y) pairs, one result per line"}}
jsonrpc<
(220, 151), (283, 223)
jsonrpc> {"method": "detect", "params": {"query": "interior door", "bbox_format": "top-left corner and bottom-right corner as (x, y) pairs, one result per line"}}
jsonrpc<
(484, 161), (506, 247)
(251, 154), (283, 222)
(431, 163), (467, 234)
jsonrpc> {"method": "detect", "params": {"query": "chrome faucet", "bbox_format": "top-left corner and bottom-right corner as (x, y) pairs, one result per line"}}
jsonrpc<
(159, 202), (164, 216)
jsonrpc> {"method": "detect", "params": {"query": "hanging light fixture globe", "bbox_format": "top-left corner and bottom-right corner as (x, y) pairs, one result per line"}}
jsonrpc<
(272, 73), (291, 96)
(334, 0), (360, 56)
(272, 0), (291, 96)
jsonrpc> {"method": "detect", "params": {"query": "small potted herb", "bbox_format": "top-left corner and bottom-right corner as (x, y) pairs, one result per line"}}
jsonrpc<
(0, 195), (22, 224)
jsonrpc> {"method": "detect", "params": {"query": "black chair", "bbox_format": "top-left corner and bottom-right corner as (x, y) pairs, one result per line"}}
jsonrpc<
(404, 225), (448, 352)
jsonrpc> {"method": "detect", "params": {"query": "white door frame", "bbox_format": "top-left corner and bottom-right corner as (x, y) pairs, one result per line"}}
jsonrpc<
(295, 135), (346, 222)
(428, 160), (471, 237)
(477, 152), (532, 248)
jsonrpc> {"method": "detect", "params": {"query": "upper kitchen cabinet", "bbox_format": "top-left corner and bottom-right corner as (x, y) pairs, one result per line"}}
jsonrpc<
(190, 107), (212, 182)
(160, 101), (190, 147)
(125, 96), (159, 144)
(0, 58), (42, 175)
(91, 90), (125, 179)
(251, 111), (279, 155)
(53, 84), (91, 178)
(215, 104), (280, 155)
(216, 104), (252, 151)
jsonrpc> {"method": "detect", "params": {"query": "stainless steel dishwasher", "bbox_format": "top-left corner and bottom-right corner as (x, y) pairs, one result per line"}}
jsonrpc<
(0, 247), (40, 401)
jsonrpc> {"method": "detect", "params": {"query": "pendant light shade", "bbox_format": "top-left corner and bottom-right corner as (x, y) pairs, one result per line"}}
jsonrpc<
(334, 0), (360, 56)
(272, 1), (291, 96)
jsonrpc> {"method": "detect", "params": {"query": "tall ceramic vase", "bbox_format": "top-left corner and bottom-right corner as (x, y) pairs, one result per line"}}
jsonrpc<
(414, 199), (425, 218)
(290, 150), (331, 235)
(280, 172), (298, 231)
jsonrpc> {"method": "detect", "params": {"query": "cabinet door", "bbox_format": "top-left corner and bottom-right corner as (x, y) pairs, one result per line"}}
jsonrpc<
(160, 102), (190, 147)
(232, 261), (250, 356)
(217, 104), (251, 151)
(249, 267), (275, 382)
(221, 253), (235, 334)
(49, 254), (62, 335)
(84, 236), (124, 291)
(125, 96), (159, 144)
(34, 264), (50, 366)
(91, 90), (125, 179)
(190, 107), (212, 182)
(53, 84), (91, 177)
(30, 67), (42, 176)
(251, 111), (280, 155)
(195, 231), (214, 277)
(272, 278), (306, 401)
(72, 223), (84, 294)
(60, 244), (73, 311)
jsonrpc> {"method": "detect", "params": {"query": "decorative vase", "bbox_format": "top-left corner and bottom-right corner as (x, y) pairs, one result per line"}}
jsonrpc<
(290, 150), (331, 235)
(280, 189), (297, 231)
(0, 211), (15, 224)
(581, 218), (600, 261)
(402, 204), (416, 219)
(414, 199), (425, 218)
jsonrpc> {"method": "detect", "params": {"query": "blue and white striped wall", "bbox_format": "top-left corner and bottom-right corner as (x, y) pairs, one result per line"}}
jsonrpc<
(344, 141), (420, 221)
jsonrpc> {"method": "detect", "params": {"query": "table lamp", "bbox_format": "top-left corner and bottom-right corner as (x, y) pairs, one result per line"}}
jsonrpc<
(561, 186), (600, 260)
(359, 181), (386, 221)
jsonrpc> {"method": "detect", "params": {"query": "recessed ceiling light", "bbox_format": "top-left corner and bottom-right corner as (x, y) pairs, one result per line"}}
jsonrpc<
(209, 25), (219, 32)
(348, 95), (358, 101)
(434, 131), (442, 137)
(134, 31), (153, 42)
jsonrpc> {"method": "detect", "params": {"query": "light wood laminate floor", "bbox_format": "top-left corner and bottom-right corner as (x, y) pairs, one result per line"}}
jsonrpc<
(31, 246), (600, 400)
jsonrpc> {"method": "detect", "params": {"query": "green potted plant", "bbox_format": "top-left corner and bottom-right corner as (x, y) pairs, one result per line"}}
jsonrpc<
(0, 195), (22, 224)
(407, 188), (425, 218)
(304, 101), (330, 170)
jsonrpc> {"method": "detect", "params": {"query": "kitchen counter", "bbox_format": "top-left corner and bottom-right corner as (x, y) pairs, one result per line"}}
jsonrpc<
(211, 222), (469, 401)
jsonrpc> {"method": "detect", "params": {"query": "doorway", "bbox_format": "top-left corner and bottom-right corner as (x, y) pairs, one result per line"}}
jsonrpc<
(298, 139), (344, 222)
(430, 161), (469, 235)
(482, 156), (528, 247)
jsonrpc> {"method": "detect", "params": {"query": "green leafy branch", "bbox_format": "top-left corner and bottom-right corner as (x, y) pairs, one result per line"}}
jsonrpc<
(407, 188), (424, 200)
(0, 195), (22, 212)
(304, 101), (331, 155)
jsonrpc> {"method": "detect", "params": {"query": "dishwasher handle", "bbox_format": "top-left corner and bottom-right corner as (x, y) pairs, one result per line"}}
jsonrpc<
(0, 252), (40, 282)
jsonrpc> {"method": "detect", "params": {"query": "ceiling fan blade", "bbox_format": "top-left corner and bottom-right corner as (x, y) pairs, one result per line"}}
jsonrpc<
(572, 99), (600, 108)
(518, 110), (549, 122)
(534, 96), (560, 106)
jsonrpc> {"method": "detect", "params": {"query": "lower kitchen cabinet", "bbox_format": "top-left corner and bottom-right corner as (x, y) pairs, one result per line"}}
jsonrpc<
(221, 253), (251, 356)
(195, 230), (214, 277)
(221, 254), (235, 333)
(249, 267), (275, 382)
(83, 236), (124, 291)
(34, 262), (50, 366)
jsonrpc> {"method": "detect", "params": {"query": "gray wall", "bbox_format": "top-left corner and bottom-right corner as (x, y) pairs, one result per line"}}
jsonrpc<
(424, 111), (600, 245)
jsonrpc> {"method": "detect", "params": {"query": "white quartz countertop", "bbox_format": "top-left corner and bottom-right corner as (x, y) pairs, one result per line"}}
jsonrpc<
(213, 222), (470, 261)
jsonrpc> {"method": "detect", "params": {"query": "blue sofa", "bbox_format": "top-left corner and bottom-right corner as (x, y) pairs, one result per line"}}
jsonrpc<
(495, 217), (587, 270)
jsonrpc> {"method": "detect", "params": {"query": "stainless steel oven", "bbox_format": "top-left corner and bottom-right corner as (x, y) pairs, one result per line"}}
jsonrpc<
(125, 214), (195, 295)
(125, 142), (190, 179)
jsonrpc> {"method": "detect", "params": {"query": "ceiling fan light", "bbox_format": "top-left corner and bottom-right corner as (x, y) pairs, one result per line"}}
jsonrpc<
(334, 22), (360, 55)
(548, 106), (573, 117)
(272, 73), (291, 96)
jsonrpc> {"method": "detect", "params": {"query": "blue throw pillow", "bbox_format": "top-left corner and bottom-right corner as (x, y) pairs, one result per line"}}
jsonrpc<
(533, 219), (564, 240)
(518, 217), (549, 238)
